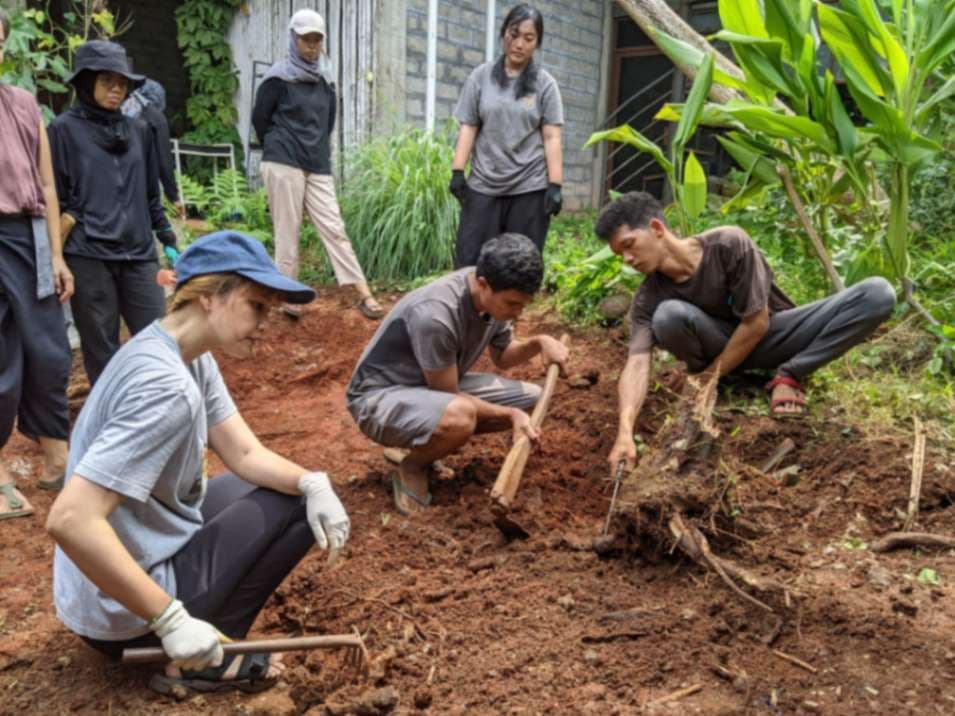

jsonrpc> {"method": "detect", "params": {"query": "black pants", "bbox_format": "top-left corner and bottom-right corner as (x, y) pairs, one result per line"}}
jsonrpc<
(82, 473), (315, 660)
(66, 255), (166, 385)
(455, 188), (550, 268)
(652, 277), (896, 379)
(0, 217), (71, 447)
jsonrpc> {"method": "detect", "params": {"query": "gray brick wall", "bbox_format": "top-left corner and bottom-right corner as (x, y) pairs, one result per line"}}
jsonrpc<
(405, 0), (607, 210)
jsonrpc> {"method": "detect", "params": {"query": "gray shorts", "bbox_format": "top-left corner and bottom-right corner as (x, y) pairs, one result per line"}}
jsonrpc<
(348, 372), (542, 448)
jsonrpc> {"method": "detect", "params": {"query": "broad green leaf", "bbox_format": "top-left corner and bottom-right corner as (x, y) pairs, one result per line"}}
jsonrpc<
(716, 135), (780, 185)
(917, 568), (941, 586)
(721, 105), (835, 151)
(650, 30), (754, 96)
(718, 0), (768, 38)
(585, 126), (673, 174)
(866, 126), (943, 166)
(764, 0), (805, 58)
(673, 52), (715, 154)
(722, 129), (791, 162)
(825, 71), (858, 156)
(841, 64), (907, 137)
(683, 152), (708, 220)
(655, 102), (738, 128)
(918, 9), (955, 74)
(917, 74), (955, 122)
(817, 4), (887, 96)
(713, 32), (803, 101)
(853, 0), (909, 99)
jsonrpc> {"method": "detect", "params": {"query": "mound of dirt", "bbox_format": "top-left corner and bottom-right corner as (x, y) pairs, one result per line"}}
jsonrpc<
(1, 287), (953, 714)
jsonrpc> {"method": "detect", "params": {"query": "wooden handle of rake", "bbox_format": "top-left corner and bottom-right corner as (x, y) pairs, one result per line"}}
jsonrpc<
(121, 633), (367, 665)
(490, 333), (570, 509)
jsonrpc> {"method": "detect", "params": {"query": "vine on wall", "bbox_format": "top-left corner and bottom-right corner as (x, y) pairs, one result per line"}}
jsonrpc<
(174, 0), (243, 156)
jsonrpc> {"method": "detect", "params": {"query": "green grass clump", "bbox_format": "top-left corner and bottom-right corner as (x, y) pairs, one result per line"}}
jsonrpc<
(337, 124), (459, 283)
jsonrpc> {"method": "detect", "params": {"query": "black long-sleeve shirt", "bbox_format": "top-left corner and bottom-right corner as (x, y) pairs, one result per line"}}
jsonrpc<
(141, 105), (179, 203)
(252, 77), (336, 174)
(48, 108), (169, 261)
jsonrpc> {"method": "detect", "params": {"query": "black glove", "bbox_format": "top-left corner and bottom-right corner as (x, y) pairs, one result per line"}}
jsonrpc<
(449, 170), (468, 203)
(156, 228), (178, 250)
(544, 182), (562, 217)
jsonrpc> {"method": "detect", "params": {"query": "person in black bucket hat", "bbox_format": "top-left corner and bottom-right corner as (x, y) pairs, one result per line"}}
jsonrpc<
(48, 40), (179, 386)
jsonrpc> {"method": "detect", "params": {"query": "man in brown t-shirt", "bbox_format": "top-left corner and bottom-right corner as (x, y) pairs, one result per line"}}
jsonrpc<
(598, 192), (896, 471)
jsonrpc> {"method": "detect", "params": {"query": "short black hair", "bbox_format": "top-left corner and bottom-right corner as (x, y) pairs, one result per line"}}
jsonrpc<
(1, 9), (10, 40)
(594, 191), (667, 241)
(476, 233), (543, 295)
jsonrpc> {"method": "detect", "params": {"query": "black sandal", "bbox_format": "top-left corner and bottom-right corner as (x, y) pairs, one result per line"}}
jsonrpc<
(148, 652), (275, 697)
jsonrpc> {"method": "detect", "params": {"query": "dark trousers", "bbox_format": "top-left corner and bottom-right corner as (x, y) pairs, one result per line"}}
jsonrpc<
(0, 218), (71, 447)
(83, 473), (315, 660)
(652, 277), (896, 380)
(66, 255), (166, 385)
(455, 188), (550, 268)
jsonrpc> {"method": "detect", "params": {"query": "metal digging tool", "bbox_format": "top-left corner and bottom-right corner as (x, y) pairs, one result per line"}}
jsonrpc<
(490, 333), (570, 538)
(602, 459), (627, 536)
(122, 630), (369, 677)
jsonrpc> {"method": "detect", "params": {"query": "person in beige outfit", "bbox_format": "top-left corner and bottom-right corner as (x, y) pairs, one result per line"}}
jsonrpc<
(252, 8), (383, 320)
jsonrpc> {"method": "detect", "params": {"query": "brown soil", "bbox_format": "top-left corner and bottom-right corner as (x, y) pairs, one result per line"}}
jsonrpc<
(1, 287), (954, 715)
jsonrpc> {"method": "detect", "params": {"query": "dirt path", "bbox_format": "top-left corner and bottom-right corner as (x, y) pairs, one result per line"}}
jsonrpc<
(1, 288), (953, 715)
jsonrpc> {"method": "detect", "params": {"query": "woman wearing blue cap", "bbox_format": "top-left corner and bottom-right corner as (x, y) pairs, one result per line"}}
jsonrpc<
(48, 40), (178, 385)
(47, 231), (351, 695)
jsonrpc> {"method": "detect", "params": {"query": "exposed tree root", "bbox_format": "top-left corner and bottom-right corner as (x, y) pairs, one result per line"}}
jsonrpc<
(870, 532), (955, 553)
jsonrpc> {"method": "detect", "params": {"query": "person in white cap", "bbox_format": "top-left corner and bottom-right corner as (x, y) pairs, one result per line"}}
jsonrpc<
(253, 9), (385, 321)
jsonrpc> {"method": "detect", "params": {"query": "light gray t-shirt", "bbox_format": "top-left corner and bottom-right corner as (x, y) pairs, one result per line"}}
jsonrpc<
(53, 321), (237, 641)
(454, 62), (564, 196)
(347, 268), (513, 400)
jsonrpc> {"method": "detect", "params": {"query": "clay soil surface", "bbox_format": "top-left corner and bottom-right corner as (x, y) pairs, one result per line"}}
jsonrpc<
(2, 288), (954, 715)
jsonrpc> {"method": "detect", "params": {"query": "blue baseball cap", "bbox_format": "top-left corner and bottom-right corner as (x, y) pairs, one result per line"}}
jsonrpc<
(175, 231), (316, 304)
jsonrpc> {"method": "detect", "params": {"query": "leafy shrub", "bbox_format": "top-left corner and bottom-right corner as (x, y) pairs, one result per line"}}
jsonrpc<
(337, 124), (459, 283)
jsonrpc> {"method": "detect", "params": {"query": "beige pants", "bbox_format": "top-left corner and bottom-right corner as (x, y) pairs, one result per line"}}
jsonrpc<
(260, 161), (367, 285)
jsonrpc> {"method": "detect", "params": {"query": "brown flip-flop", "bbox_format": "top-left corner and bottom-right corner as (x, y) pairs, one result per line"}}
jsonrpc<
(357, 297), (384, 320)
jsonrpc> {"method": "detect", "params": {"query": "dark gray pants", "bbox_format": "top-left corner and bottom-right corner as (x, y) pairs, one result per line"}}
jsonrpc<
(455, 188), (550, 268)
(82, 473), (314, 660)
(0, 217), (71, 447)
(66, 255), (166, 385)
(652, 277), (896, 380)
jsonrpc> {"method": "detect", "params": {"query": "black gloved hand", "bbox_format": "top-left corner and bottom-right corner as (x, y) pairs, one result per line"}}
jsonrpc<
(156, 228), (178, 250)
(544, 182), (563, 217)
(449, 170), (468, 203)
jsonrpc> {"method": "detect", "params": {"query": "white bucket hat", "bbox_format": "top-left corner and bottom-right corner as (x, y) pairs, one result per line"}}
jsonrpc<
(290, 9), (325, 37)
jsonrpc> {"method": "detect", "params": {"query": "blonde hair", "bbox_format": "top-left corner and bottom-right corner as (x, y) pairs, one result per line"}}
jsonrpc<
(168, 273), (257, 312)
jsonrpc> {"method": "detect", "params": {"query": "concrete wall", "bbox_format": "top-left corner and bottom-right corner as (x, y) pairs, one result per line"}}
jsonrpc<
(404, 0), (608, 210)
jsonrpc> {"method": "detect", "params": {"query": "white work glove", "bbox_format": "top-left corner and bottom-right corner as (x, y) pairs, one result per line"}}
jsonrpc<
(150, 599), (224, 671)
(298, 471), (351, 550)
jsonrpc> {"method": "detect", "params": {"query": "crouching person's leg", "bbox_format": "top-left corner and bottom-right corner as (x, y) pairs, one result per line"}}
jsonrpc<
(651, 300), (735, 372)
(81, 473), (312, 693)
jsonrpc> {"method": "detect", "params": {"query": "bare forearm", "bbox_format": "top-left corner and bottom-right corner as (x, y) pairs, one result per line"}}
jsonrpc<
(452, 125), (478, 170)
(706, 317), (768, 375)
(43, 185), (63, 257)
(617, 354), (650, 440)
(495, 336), (542, 370)
(53, 519), (171, 621)
(543, 129), (563, 185)
(223, 444), (307, 496)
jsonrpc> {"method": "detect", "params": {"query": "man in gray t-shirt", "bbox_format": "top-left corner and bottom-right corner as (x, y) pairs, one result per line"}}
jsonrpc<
(346, 235), (568, 515)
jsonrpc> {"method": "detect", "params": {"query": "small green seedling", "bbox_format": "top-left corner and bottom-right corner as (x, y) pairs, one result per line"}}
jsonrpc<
(842, 536), (868, 550)
(917, 568), (941, 586)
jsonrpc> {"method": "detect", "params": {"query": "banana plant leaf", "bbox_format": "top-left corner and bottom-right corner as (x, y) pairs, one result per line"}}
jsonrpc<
(672, 52), (715, 155)
(716, 135), (780, 185)
(585, 125), (673, 174)
(683, 152), (708, 220)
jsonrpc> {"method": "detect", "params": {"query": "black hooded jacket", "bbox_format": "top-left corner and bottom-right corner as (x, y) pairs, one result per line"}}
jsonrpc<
(48, 106), (170, 261)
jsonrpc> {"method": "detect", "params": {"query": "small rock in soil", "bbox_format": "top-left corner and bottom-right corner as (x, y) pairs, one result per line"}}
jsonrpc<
(579, 682), (608, 700)
(325, 685), (400, 715)
(583, 649), (601, 665)
(867, 564), (892, 589)
(891, 596), (918, 617)
(243, 690), (297, 716)
(561, 532), (591, 551)
(557, 594), (576, 611)
(413, 688), (433, 709)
